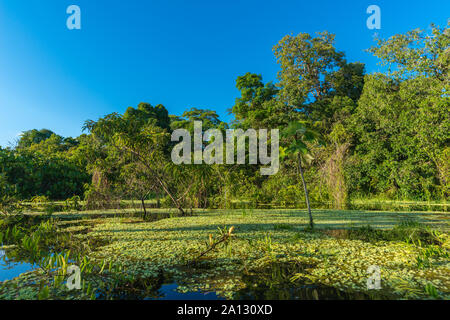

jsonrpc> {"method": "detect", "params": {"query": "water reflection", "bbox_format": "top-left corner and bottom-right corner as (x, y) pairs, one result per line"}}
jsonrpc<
(234, 262), (390, 300)
(148, 283), (224, 300)
(96, 278), (224, 300)
(0, 249), (37, 282)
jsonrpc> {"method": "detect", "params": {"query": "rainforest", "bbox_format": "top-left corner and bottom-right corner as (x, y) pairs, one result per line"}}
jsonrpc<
(0, 15), (448, 301)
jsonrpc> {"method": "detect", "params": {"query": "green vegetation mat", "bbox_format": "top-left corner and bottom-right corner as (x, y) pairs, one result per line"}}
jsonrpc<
(1, 209), (448, 300)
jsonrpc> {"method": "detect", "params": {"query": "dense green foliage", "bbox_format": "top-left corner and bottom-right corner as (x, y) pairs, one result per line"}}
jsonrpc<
(0, 147), (88, 200)
(0, 23), (448, 206)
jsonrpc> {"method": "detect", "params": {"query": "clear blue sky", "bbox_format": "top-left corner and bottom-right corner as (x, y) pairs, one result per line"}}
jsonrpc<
(0, 0), (448, 147)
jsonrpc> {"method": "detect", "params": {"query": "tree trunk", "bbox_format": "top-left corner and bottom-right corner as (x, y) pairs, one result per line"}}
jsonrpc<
(154, 175), (185, 216)
(108, 143), (185, 216)
(298, 154), (313, 229)
(141, 197), (147, 220)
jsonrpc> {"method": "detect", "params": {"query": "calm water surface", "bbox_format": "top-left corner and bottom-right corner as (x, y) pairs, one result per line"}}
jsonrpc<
(0, 249), (37, 282)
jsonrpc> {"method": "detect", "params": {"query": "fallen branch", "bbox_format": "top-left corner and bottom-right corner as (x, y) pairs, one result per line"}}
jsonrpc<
(190, 226), (235, 264)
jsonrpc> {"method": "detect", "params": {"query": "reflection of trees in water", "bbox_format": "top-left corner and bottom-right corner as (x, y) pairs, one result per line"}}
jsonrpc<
(235, 262), (388, 300)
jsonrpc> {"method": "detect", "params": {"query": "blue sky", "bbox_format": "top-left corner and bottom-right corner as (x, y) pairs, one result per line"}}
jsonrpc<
(0, 0), (448, 147)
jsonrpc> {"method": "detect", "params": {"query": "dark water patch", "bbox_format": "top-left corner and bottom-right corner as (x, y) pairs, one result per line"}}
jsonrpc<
(94, 272), (224, 300)
(92, 261), (395, 300)
(235, 281), (385, 300)
(147, 283), (224, 300)
(233, 261), (392, 300)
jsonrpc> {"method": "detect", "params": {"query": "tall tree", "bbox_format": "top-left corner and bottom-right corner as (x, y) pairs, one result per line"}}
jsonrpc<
(17, 129), (55, 149)
(231, 73), (282, 129)
(274, 31), (345, 116)
(282, 121), (323, 229)
(84, 104), (187, 215)
(349, 23), (449, 199)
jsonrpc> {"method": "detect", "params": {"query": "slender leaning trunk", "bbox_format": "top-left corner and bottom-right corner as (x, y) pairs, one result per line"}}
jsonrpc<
(154, 175), (185, 216)
(141, 197), (147, 219)
(298, 154), (313, 229)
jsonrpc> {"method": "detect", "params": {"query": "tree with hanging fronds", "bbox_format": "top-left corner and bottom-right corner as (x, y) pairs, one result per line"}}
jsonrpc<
(281, 121), (323, 229)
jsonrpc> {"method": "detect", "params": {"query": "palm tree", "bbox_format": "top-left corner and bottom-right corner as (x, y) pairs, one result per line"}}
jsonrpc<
(282, 121), (323, 229)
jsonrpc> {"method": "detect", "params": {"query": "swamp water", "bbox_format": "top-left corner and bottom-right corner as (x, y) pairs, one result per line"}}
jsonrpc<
(1, 216), (391, 300)
(0, 249), (37, 282)
(234, 262), (389, 300)
(95, 261), (390, 300)
(0, 245), (390, 300)
(0, 249), (388, 300)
